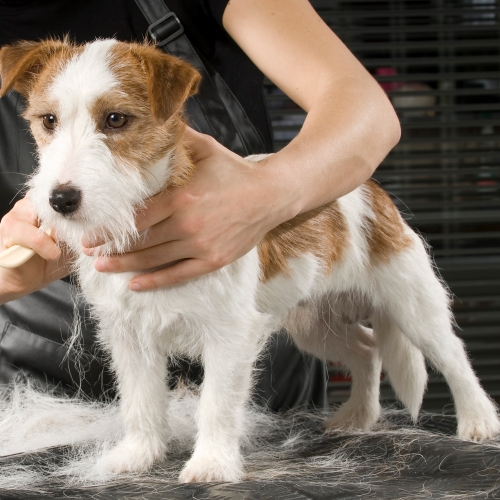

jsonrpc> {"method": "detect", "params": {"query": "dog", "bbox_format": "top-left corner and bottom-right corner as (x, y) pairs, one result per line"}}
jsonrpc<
(0, 39), (498, 483)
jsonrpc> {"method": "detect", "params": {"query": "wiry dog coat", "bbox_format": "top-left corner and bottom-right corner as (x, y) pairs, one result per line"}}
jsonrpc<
(0, 39), (498, 483)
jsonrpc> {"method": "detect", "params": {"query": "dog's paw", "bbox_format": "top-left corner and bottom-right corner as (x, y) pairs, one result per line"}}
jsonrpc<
(98, 436), (166, 474)
(178, 453), (244, 483)
(325, 400), (381, 433)
(458, 404), (500, 442)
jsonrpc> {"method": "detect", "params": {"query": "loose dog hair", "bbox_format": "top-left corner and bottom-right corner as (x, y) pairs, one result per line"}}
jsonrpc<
(0, 38), (498, 483)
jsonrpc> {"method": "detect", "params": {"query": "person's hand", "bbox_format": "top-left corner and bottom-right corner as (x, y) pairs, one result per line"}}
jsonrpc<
(0, 195), (70, 305)
(82, 127), (295, 291)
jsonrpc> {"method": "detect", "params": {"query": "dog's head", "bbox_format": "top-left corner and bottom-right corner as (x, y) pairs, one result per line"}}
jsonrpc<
(0, 39), (200, 251)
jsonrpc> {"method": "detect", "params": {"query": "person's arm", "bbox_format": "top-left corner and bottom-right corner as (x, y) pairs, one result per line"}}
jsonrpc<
(85, 0), (400, 290)
(223, 0), (400, 213)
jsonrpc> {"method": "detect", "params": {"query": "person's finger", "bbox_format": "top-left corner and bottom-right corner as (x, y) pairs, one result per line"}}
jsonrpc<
(182, 126), (219, 163)
(83, 212), (187, 257)
(94, 240), (188, 273)
(81, 228), (114, 249)
(134, 189), (177, 232)
(1, 220), (60, 261)
(129, 258), (213, 291)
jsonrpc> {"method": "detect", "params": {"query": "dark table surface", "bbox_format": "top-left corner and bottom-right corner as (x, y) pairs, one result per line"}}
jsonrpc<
(1, 410), (499, 500)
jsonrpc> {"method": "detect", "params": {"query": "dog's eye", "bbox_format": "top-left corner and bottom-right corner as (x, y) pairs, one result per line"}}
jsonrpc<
(106, 113), (128, 129)
(42, 114), (57, 131)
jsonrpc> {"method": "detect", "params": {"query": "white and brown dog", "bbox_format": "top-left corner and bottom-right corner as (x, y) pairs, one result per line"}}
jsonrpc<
(0, 39), (498, 483)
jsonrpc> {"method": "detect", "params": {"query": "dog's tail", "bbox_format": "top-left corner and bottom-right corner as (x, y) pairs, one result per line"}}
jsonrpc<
(374, 314), (428, 421)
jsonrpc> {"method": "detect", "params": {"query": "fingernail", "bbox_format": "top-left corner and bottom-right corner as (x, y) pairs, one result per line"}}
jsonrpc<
(130, 282), (142, 291)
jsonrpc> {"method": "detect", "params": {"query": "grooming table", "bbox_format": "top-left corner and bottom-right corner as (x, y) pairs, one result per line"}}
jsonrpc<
(1, 410), (499, 500)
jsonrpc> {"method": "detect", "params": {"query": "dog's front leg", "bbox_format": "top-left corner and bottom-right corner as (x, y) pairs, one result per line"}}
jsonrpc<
(178, 318), (263, 483)
(98, 330), (170, 474)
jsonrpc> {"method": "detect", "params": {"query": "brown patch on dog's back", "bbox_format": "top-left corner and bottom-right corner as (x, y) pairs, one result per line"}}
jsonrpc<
(258, 202), (348, 282)
(364, 179), (413, 262)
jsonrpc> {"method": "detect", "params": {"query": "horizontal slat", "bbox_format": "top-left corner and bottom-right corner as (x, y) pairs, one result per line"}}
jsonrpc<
(346, 38), (499, 51)
(265, 87), (500, 99)
(375, 167), (500, 178)
(361, 55), (500, 67)
(392, 137), (500, 147)
(312, 5), (497, 18)
(383, 150), (500, 162)
(375, 71), (500, 81)
(398, 203), (500, 215)
(389, 184), (500, 194)
(331, 24), (500, 35)
(386, 118), (500, 129)
(433, 248), (500, 257)
(426, 232), (500, 242)
(404, 212), (500, 223)
(394, 104), (500, 114)
(459, 326), (500, 339)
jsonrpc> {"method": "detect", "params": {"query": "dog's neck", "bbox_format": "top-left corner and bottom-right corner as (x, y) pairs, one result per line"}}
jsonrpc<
(153, 119), (196, 191)
(78, 119), (195, 258)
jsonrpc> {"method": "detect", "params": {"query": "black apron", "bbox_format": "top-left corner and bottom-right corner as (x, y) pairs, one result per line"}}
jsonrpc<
(0, 0), (328, 411)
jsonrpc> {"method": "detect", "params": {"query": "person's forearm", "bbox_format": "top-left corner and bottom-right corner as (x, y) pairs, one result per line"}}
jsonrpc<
(223, 0), (401, 223)
(260, 75), (401, 224)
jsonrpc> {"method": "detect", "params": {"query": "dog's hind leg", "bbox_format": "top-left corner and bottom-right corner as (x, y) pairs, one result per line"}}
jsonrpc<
(325, 322), (383, 432)
(98, 330), (170, 473)
(374, 242), (500, 441)
(290, 313), (382, 432)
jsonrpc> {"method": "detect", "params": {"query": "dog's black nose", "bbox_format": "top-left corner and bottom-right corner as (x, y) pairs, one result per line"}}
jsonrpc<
(49, 184), (81, 214)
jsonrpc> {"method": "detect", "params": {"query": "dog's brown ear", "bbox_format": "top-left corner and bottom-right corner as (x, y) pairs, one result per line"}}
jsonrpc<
(131, 45), (201, 124)
(0, 39), (69, 97)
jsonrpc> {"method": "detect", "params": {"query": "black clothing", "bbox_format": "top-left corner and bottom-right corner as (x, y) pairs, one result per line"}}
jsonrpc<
(0, 0), (328, 411)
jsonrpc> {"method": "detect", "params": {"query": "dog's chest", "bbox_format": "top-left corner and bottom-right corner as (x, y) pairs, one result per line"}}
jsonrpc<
(75, 251), (266, 350)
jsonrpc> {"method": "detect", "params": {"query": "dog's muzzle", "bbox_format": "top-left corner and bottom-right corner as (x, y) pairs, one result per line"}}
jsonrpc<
(49, 184), (82, 215)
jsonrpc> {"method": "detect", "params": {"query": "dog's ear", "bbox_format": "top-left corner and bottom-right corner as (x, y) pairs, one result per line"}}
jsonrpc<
(0, 39), (69, 97)
(130, 45), (201, 124)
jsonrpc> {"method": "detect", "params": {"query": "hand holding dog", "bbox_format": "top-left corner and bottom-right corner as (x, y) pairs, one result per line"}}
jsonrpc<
(83, 128), (295, 291)
(80, 0), (405, 292)
(0, 196), (69, 304)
